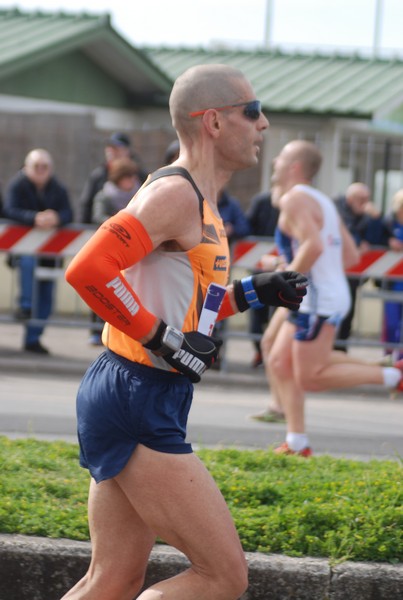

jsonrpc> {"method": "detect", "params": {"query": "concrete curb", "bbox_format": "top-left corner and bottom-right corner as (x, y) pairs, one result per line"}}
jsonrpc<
(0, 534), (402, 600)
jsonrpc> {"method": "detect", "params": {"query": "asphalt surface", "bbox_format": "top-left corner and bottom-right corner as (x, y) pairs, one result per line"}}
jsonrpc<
(1, 321), (402, 460)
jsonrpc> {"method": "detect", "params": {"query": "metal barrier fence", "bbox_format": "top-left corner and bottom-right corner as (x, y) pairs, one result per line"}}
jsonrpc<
(0, 219), (98, 330)
(1, 220), (403, 357)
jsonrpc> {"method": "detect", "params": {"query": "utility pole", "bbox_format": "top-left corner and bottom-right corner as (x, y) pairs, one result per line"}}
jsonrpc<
(264, 0), (274, 49)
(373, 0), (384, 56)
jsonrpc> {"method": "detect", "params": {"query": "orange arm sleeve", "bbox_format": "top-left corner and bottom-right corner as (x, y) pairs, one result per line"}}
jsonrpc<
(65, 211), (157, 341)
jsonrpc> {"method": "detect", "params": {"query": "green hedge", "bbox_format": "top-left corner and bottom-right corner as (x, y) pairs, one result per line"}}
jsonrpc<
(0, 437), (401, 563)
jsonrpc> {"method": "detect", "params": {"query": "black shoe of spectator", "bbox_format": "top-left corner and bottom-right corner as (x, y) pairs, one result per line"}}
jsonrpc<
(24, 341), (50, 354)
(333, 345), (347, 353)
(211, 356), (221, 371)
(15, 307), (31, 320)
(251, 351), (263, 368)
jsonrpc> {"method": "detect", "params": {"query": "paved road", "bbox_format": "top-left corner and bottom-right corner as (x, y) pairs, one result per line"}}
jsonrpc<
(1, 322), (402, 459)
(1, 368), (402, 460)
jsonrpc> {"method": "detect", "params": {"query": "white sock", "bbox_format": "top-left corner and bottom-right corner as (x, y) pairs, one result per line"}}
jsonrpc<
(382, 367), (402, 388)
(286, 432), (310, 452)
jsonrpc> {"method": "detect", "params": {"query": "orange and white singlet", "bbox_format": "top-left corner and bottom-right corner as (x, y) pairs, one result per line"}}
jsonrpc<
(103, 167), (230, 371)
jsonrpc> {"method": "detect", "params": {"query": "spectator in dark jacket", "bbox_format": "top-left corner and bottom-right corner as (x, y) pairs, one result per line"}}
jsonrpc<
(79, 132), (145, 224)
(218, 189), (251, 244)
(4, 148), (73, 354)
(246, 191), (279, 237)
(333, 182), (385, 351)
(79, 132), (145, 344)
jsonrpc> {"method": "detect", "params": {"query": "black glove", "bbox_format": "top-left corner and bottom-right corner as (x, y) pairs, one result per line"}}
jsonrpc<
(233, 271), (308, 313)
(144, 320), (222, 383)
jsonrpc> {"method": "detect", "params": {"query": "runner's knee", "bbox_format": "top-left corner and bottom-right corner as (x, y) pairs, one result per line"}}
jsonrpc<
(207, 557), (248, 600)
(189, 548), (248, 600)
(260, 333), (274, 359)
(77, 565), (146, 600)
(298, 370), (325, 392)
(226, 555), (249, 598)
(267, 352), (292, 379)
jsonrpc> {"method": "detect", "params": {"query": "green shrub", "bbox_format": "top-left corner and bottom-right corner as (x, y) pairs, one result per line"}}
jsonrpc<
(0, 437), (401, 563)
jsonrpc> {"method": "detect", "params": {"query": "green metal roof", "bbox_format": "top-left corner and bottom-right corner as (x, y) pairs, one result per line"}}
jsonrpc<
(3, 8), (403, 121)
(144, 46), (403, 120)
(0, 8), (172, 103)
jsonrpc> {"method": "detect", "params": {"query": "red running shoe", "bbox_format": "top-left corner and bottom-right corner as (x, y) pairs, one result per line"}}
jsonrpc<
(274, 442), (312, 457)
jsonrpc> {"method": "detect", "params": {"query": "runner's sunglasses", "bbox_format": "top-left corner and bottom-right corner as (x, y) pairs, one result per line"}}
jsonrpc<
(189, 100), (262, 121)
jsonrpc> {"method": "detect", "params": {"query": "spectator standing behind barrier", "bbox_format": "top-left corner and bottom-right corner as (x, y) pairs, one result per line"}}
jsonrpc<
(246, 190), (279, 367)
(266, 140), (403, 457)
(92, 157), (142, 225)
(88, 158), (142, 345)
(333, 182), (384, 351)
(80, 134), (145, 345)
(4, 148), (73, 354)
(63, 64), (308, 600)
(218, 188), (250, 244)
(79, 132), (144, 224)
(247, 190), (279, 237)
(382, 189), (403, 360)
(212, 188), (251, 369)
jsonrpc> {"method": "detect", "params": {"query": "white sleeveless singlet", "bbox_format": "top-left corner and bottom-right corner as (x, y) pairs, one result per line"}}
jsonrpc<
(294, 184), (351, 318)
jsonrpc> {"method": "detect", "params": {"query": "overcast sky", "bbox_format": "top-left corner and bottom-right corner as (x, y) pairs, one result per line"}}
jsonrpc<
(4, 0), (403, 56)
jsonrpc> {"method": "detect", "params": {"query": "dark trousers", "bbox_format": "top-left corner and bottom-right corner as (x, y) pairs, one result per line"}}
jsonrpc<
(334, 278), (361, 352)
(18, 255), (54, 345)
(249, 305), (276, 352)
(382, 280), (403, 358)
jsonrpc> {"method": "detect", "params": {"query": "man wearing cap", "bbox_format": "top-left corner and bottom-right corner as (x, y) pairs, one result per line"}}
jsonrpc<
(79, 132), (141, 224)
(79, 133), (138, 344)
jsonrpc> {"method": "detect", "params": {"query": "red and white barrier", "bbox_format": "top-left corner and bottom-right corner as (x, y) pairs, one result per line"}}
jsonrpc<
(2, 223), (403, 281)
(232, 238), (403, 280)
(0, 221), (95, 257)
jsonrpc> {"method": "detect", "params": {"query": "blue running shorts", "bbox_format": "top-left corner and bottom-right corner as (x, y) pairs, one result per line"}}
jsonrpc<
(76, 350), (194, 483)
(288, 311), (344, 341)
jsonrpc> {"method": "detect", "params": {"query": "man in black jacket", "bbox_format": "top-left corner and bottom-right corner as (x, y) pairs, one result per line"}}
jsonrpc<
(79, 132), (145, 344)
(79, 132), (145, 224)
(4, 148), (73, 353)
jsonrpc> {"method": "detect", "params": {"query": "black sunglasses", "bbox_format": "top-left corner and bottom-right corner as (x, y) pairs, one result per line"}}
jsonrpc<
(189, 100), (262, 121)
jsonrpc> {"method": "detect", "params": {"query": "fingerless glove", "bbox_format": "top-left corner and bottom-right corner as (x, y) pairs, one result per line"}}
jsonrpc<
(233, 271), (308, 312)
